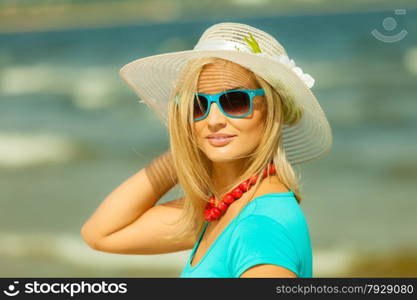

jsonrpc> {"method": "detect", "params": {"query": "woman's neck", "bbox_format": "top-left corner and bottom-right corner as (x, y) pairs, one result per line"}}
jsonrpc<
(211, 159), (245, 197)
(211, 160), (288, 207)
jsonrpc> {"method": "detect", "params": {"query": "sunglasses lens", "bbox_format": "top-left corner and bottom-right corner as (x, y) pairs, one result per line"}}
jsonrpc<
(193, 95), (208, 119)
(220, 91), (250, 116)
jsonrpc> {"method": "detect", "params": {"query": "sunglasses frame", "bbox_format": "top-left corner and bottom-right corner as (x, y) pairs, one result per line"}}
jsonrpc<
(193, 88), (265, 121)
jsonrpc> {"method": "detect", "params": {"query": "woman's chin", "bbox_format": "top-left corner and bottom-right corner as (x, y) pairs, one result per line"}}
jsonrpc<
(204, 149), (240, 163)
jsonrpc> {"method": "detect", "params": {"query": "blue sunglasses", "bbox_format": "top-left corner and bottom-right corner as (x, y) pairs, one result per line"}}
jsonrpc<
(191, 88), (265, 121)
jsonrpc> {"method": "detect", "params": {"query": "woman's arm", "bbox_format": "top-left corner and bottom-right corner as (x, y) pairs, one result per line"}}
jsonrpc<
(80, 150), (196, 254)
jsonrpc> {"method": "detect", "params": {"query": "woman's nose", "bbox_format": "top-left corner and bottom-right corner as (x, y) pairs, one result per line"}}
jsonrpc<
(206, 102), (226, 124)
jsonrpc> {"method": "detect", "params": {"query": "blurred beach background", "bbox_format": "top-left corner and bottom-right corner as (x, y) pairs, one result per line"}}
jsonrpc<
(0, 0), (416, 278)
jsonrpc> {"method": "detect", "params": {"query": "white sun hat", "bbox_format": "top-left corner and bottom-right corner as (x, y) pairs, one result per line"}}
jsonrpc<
(119, 22), (332, 165)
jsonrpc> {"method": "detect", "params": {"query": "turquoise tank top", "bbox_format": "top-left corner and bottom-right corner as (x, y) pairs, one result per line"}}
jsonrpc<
(179, 191), (313, 278)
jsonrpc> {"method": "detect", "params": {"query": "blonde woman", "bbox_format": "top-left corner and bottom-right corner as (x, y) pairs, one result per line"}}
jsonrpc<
(81, 23), (332, 278)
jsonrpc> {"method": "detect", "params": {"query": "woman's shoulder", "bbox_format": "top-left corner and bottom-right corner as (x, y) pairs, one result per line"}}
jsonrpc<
(234, 193), (311, 251)
(252, 191), (305, 222)
(234, 191), (310, 247)
(248, 178), (303, 219)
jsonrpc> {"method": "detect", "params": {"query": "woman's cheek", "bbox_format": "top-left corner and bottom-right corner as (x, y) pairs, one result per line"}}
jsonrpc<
(236, 130), (259, 153)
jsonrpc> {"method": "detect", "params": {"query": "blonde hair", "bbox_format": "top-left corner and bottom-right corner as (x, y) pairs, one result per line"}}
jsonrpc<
(166, 56), (305, 242)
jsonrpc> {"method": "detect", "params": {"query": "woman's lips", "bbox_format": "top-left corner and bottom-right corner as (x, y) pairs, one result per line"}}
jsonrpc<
(207, 136), (236, 147)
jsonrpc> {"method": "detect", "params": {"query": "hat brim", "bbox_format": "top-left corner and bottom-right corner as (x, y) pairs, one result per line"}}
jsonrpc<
(119, 49), (332, 165)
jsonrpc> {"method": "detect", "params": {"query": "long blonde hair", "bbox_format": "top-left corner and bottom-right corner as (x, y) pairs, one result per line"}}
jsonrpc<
(166, 56), (305, 241)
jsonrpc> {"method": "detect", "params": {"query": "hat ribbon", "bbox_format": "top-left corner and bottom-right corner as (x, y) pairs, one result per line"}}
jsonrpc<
(194, 39), (315, 88)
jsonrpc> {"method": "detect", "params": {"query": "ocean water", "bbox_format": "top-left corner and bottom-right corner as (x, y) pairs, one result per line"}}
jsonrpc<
(0, 9), (417, 277)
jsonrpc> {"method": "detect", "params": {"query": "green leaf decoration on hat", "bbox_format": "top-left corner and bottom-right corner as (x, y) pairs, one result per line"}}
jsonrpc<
(243, 33), (262, 53)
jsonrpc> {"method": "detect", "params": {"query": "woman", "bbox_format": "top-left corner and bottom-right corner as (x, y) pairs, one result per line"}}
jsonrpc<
(81, 23), (332, 278)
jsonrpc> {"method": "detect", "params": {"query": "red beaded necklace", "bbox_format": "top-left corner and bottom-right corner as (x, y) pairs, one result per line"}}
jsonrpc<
(204, 163), (276, 222)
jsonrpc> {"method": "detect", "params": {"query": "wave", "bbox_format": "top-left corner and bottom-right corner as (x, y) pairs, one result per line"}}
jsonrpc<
(0, 64), (119, 109)
(404, 46), (417, 75)
(0, 231), (189, 270)
(0, 131), (90, 168)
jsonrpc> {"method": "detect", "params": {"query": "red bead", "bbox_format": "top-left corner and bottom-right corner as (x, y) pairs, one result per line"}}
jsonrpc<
(269, 164), (276, 175)
(232, 187), (243, 199)
(250, 175), (258, 185)
(239, 179), (251, 192)
(218, 201), (229, 212)
(223, 193), (235, 205)
(204, 207), (211, 215)
(210, 207), (222, 218)
(262, 168), (268, 178)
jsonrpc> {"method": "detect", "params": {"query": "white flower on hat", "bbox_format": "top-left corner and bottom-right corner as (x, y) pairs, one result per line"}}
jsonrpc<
(274, 55), (315, 88)
(243, 33), (315, 89)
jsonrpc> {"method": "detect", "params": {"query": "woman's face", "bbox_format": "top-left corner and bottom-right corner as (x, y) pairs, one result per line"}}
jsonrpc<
(193, 60), (266, 163)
